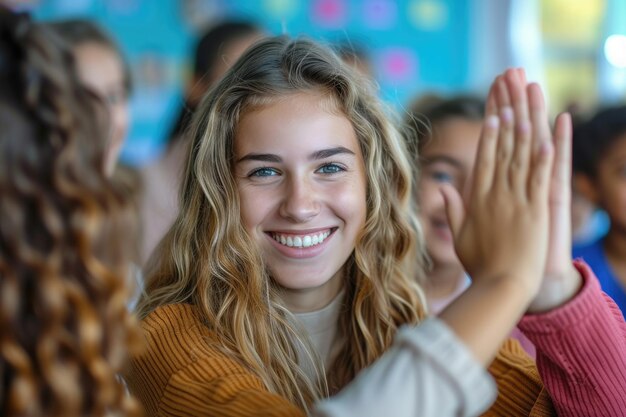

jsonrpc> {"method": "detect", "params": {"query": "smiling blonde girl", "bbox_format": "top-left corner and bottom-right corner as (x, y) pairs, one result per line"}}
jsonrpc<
(125, 37), (626, 417)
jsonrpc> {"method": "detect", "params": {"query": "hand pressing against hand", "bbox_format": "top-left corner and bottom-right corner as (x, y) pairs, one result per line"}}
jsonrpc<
(438, 69), (556, 364)
(444, 69), (554, 300)
(490, 69), (582, 313)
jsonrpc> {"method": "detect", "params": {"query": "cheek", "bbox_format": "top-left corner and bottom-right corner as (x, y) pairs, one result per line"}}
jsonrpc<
(598, 175), (626, 211)
(238, 187), (273, 233)
(610, 183), (626, 214)
(334, 177), (367, 226)
(112, 103), (130, 134)
(238, 190), (256, 231)
(417, 180), (445, 215)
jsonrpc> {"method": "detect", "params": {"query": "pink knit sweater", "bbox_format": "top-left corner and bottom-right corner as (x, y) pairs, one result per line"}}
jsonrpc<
(519, 261), (626, 417)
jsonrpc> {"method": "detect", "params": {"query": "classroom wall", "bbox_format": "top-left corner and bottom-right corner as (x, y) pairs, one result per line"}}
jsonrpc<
(30, 0), (482, 165)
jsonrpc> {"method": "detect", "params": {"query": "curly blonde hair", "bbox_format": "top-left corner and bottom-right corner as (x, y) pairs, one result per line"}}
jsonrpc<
(0, 10), (141, 417)
(137, 36), (427, 411)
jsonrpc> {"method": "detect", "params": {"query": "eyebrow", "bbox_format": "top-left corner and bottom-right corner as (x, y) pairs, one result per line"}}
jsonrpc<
(422, 155), (464, 169)
(236, 146), (355, 163)
(236, 153), (282, 163)
(309, 146), (355, 160)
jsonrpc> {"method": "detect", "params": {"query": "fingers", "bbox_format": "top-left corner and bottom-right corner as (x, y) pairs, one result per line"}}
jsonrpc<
(493, 76), (516, 191)
(516, 67), (527, 86)
(470, 114), (500, 197)
(528, 83), (552, 156)
(525, 83), (554, 202)
(485, 81), (498, 118)
(470, 80), (499, 197)
(506, 69), (529, 122)
(504, 69), (532, 195)
(473, 68), (554, 206)
(553, 112), (572, 183)
(440, 183), (465, 239)
(551, 112), (572, 204)
(528, 137), (554, 205)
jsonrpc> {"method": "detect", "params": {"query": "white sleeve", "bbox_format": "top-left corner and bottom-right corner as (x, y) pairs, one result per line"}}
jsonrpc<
(312, 318), (496, 417)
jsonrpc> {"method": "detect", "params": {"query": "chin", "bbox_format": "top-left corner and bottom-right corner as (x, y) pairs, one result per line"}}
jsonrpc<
(275, 265), (344, 293)
(275, 276), (333, 292)
(427, 249), (460, 269)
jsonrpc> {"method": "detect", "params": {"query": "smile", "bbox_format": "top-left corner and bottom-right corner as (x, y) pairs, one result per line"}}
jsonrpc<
(270, 230), (332, 248)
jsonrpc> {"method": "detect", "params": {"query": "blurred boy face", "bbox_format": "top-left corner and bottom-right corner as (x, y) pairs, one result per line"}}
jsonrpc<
(585, 135), (626, 235)
(417, 117), (482, 268)
(74, 42), (129, 176)
(209, 33), (263, 83)
(189, 32), (264, 106)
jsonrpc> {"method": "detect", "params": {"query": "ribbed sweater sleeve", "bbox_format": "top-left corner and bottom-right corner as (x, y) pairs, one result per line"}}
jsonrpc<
(483, 339), (554, 416)
(518, 260), (626, 417)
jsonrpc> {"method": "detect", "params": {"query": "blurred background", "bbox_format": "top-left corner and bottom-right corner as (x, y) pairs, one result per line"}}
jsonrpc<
(8, 0), (626, 167)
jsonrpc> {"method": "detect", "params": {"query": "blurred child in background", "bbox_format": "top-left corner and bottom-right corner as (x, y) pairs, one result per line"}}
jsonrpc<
(405, 95), (536, 357)
(572, 105), (626, 314)
(139, 20), (264, 265)
(49, 19), (143, 296)
(569, 105), (610, 247)
(48, 19), (132, 176)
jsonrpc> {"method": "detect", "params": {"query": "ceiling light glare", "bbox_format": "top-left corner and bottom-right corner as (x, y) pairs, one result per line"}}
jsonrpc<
(604, 34), (626, 68)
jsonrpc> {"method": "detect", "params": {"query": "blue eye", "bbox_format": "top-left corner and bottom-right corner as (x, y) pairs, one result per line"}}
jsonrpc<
(249, 167), (279, 177)
(430, 171), (453, 183)
(317, 163), (345, 174)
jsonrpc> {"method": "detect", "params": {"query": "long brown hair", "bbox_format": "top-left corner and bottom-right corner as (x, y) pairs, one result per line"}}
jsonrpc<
(138, 36), (426, 411)
(0, 9), (140, 416)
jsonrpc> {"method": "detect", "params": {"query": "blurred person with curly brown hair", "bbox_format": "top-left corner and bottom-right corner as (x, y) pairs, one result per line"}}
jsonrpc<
(0, 7), (141, 417)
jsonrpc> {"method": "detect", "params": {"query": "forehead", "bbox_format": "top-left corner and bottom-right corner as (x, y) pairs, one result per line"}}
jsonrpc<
(421, 117), (482, 166)
(73, 42), (123, 84)
(74, 42), (119, 67)
(234, 92), (359, 155)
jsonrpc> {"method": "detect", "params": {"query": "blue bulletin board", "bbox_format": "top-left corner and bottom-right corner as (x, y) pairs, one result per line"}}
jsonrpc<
(30, 0), (470, 165)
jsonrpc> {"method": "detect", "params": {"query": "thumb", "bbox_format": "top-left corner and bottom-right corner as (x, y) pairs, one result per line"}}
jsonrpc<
(439, 183), (465, 240)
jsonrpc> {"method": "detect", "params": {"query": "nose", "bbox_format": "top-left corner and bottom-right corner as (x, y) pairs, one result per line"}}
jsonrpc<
(279, 176), (321, 222)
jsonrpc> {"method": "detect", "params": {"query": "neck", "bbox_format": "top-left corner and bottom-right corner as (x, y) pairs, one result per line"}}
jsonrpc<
(281, 271), (344, 313)
(424, 262), (466, 301)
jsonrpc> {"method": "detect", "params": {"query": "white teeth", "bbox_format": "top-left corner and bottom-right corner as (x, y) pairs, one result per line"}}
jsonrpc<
(272, 230), (331, 248)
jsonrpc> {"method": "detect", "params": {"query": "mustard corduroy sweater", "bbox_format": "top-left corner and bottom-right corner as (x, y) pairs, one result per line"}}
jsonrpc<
(125, 304), (554, 417)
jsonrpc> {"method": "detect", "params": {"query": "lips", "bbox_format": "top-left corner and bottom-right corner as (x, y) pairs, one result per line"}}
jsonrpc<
(270, 229), (332, 248)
